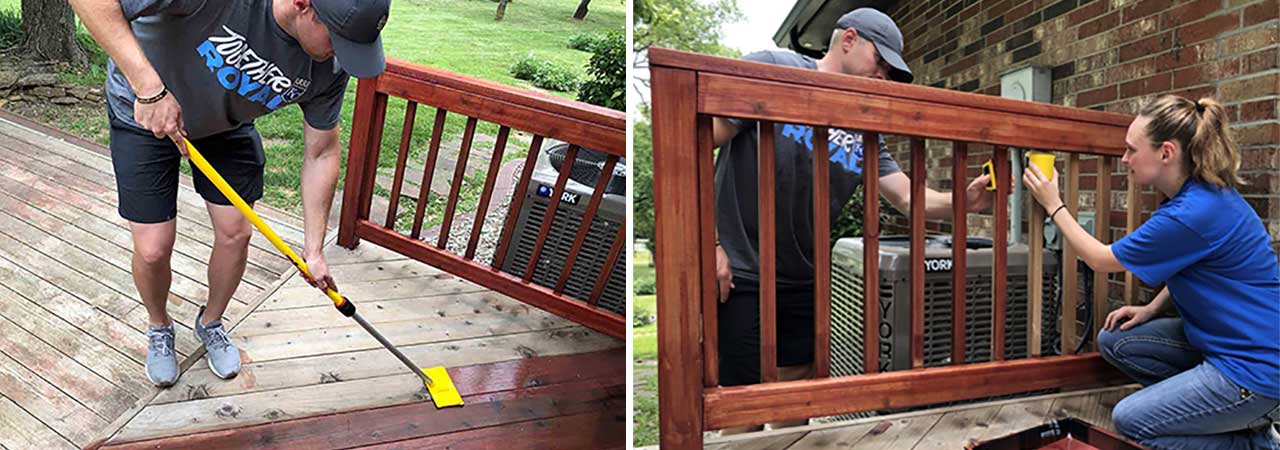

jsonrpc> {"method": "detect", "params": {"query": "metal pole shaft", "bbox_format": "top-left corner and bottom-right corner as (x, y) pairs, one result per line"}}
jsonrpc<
(351, 312), (434, 387)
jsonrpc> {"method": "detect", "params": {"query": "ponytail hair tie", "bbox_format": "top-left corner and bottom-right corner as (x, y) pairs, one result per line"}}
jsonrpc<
(1195, 101), (1206, 113)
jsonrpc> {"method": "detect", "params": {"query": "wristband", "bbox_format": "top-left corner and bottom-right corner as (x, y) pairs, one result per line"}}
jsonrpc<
(1049, 204), (1067, 221)
(136, 87), (167, 105)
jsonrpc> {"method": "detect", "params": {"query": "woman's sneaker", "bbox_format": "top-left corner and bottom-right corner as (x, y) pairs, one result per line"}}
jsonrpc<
(145, 323), (178, 387)
(194, 306), (241, 379)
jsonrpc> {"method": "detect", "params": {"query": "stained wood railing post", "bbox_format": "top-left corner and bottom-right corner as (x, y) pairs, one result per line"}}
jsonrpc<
(951, 142), (968, 365)
(1093, 157), (1113, 351)
(813, 126), (831, 379)
(992, 146), (1009, 361)
(339, 77), (384, 249)
(759, 121), (778, 383)
(1063, 154), (1081, 353)
(909, 137), (926, 369)
(386, 101), (418, 230)
(863, 132), (881, 374)
(699, 115), (719, 387)
(651, 67), (704, 450)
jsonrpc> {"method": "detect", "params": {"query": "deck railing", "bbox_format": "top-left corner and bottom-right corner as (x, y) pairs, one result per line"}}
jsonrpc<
(337, 58), (626, 339)
(650, 48), (1141, 448)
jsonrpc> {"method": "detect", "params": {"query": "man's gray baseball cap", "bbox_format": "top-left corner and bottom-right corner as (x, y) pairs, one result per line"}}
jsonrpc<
(836, 8), (913, 83)
(312, 0), (390, 79)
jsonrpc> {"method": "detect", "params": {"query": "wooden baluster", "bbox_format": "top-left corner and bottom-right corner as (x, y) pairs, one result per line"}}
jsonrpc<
(910, 137), (926, 370)
(759, 121), (778, 383)
(1125, 168), (1139, 305)
(813, 126), (831, 379)
(1093, 156), (1113, 351)
(491, 136), (544, 269)
(524, 145), (579, 283)
(386, 101), (418, 229)
(410, 108), (448, 240)
(698, 116), (719, 387)
(438, 117), (478, 249)
(863, 132), (881, 374)
(465, 126), (510, 260)
(589, 224), (626, 306)
(554, 155), (620, 293)
(1029, 155), (1045, 358)
(993, 146), (1009, 361)
(951, 142), (968, 365)
(1062, 154), (1080, 354)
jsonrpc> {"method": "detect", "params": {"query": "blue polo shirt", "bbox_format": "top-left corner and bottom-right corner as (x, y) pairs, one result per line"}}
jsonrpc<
(1112, 179), (1280, 399)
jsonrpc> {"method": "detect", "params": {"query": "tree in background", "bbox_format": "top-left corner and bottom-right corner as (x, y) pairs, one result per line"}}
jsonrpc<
(573, 0), (591, 20)
(632, 0), (740, 253)
(22, 0), (88, 67)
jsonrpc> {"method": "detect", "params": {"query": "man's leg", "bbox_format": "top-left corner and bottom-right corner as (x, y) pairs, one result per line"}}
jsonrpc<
(1096, 318), (1202, 386)
(128, 220), (177, 326)
(203, 201), (252, 324)
(718, 284), (765, 434)
(1111, 361), (1280, 449)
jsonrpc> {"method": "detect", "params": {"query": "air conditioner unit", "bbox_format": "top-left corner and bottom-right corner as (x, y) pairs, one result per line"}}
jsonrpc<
(499, 142), (627, 316)
(827, 235), (1060, 418)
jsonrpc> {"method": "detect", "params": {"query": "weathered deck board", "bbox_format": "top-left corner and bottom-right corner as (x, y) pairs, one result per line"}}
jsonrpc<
(0, 397), (77, 450)
(695, 386), (1141, 450)
(0, 135), (296, 277)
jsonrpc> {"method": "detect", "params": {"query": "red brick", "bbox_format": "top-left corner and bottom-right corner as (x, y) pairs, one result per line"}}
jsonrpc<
(1164, 0), (1224, 25)
(941, 54), (978, 77)
(1221, 73), (1280, 100)
(961, 2), (982, 21)
(1078, 85), (1119, 106)
(1177, 13), (1241, 45)
(1234, 122), (1280, 146)
(1078, 11), (1120, 39)
(1005, 0), (1035, 25)
(1120, 32), (1173, 61)
(1158, 40), (1218, 71)
(1108, 58), (1159, 83)
(1068, 0), (1109, 27)
(1223, 27), (1280, 60)
(1173, 85), (1218, 101)
(1241, 147), (1280, 170)
(1244, 0), (1279, 26)
(1238, 172), (1276, 195)
(1122, 0), (1173, 23)
(1243, 48), (1279, 73)
(1240, 98), (1278, 122)
(1174, 60), (1242, 89)
(1122, 72), (1173, 97)
(1244, 197), (1273, 217)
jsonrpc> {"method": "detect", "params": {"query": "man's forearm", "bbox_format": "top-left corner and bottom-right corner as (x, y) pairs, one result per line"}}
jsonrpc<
(70, 0), (163, 95)
(923, 187), (954, 220)
(300, 142), (341, 256)
(1148, 287), (1172, 314)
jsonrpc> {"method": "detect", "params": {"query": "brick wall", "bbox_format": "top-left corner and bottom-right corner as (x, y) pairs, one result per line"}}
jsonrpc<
(874, 0), (1278, 305)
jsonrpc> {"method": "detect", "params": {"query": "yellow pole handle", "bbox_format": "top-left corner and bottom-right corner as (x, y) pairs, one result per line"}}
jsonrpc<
(182, 139), (347, 308)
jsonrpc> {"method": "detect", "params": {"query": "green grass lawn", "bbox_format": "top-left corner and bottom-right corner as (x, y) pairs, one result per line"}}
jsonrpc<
(633, 246), (659, 446)
(10, 0), (623, 219)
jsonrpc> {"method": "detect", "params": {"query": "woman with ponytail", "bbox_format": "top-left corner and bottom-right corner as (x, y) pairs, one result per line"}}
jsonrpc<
(1023, 95), (1280, 449)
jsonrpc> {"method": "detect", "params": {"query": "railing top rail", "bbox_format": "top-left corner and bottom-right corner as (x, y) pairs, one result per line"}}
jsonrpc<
(381, 57), (626, 131)
(649, 47), (1133, 134)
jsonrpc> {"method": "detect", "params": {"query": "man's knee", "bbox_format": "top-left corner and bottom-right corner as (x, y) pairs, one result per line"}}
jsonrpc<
(213, 222), (252, 249)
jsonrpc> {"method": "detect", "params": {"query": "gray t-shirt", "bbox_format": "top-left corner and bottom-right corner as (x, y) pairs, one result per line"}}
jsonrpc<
(107, 0), (349, 139)
(717, 50), (902, 288)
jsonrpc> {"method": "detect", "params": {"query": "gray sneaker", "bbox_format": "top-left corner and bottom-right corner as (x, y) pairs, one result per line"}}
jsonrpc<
(194, 306), (240, 379)
(145, 322), (178, 387)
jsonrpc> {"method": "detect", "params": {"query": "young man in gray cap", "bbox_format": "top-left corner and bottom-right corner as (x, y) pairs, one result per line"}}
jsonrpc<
(70, 0), (389, 387)
(710, 8), (997, 431)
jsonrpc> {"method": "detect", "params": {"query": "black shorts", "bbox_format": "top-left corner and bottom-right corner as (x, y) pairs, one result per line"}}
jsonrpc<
(718, 278), (815, 387)
(108, 106), (265, 223)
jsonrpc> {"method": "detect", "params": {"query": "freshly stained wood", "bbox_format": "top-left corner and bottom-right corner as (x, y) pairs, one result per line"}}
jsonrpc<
(698, 114), (718, 386)
(153, 326), (618, 404)
(110, 350), (623, 444)
(352, 409), (624, 450)
(759, 121), (778, 383)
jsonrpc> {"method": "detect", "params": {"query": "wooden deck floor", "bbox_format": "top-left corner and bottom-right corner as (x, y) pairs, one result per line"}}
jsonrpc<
(0, 113), (623, 449)
(687, 385), (1138, 450)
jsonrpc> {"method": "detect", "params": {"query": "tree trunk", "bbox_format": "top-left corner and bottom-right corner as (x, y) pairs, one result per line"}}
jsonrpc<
(573, 0), (590, 20)
(21, 0), (88, 67)
(495, 0), (509, 21)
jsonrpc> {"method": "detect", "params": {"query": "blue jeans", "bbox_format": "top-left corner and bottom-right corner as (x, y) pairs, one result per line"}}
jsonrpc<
(1098, 318), (1280, 449)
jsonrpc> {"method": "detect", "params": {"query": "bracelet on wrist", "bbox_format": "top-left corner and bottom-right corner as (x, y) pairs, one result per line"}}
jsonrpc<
(1049, 204), (1068, 221)
(136, 87), (168, 105)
